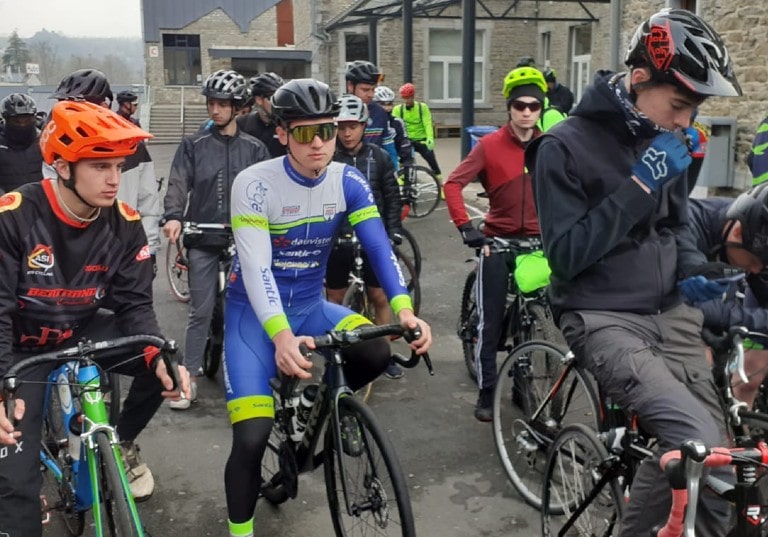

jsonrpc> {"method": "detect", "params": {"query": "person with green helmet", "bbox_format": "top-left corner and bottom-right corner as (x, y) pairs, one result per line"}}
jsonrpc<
(445, 66), (547, 421)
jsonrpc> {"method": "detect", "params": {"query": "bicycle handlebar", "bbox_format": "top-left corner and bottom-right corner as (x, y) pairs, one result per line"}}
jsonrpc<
(183, 222), (232, 234)
(3, 335), (181, 422)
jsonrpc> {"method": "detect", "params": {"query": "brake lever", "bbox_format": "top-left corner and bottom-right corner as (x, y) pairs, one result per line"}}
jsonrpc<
(3, 376), (19, 426)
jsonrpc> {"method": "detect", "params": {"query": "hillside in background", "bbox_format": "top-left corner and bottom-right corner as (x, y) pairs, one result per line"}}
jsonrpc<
(0, 30), (144, 84)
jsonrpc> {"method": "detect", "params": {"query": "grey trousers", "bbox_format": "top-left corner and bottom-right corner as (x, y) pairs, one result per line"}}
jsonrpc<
(560, 303), (730, 537)
(184, 247), (221, 376)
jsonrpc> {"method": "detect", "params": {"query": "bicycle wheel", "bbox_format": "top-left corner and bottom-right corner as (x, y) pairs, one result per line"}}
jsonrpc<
(493, 340), (600, 511)
(542, 424), (624, 537)
(519, 302), (566, 347)
(394, 228), (422, 278)
(165, 239), (190, 303)
(400, 166), (440, 219)
(324, 396), (415, 537)
(458, 269), (479, 381)
(260, 424), (290, 505)
(202, 295), (224, 378)
(107, 372), (121, 426)
(395, 250), (420, 316)
(42, 379), (86, 535)
(94, 432), (143, 537)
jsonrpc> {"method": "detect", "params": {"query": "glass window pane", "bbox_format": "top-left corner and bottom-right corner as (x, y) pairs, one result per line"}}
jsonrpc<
(573, 25), (592, 56)
(448, 63), (462, 99)
(428, 62), (444, 99)
(429, 29), (461, 56)
(345, 34), (369, 62)
(474, 62), (483, 100)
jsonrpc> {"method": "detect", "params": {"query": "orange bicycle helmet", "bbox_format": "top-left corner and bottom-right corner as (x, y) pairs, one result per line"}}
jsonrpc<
(40, 101), (153, 164)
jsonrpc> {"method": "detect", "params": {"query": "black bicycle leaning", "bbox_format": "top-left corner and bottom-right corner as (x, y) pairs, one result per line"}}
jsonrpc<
(457, 236), (563, 381)
(260, 323), (433, 537)
(398, 165), (441, 219)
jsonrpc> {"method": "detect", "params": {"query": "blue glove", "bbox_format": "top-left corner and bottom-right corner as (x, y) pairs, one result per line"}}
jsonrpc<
(678, 275), (729, 303)
(631, 132), (692, 192)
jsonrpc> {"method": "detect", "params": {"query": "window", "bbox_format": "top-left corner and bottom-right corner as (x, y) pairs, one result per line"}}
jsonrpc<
(541, 32), (552, 68)
(680, 0), (697, 12)
(569, 24), (592, 104)
(345, 34), (369, 62)
(162, 34), (201, 86)
(427, 28), (486, 103)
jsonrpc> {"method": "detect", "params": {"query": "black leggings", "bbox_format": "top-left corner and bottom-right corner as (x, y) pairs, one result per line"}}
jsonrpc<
(225, 337), (391, 523)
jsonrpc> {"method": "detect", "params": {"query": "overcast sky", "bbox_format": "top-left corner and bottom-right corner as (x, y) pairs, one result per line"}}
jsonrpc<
(0, 0), (142, 38)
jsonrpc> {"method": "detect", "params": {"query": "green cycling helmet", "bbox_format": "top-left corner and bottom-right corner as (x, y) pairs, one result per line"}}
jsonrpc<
(502, 67), (547, 100)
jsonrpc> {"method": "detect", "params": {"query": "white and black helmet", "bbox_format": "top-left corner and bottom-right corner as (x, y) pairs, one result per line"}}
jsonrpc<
(336, 94), (369, 123)
(373, 86), (396, 103)
(201, 70), (249, 107)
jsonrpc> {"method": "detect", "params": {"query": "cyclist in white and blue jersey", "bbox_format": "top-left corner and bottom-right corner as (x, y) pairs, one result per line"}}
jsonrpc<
(222, 78), (432, 537)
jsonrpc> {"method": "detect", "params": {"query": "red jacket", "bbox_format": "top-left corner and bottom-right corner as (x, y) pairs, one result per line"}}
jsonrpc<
(445, 124), (541, 237)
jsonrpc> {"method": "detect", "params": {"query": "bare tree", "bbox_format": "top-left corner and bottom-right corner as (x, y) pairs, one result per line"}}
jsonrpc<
(28, 40), (59, 84)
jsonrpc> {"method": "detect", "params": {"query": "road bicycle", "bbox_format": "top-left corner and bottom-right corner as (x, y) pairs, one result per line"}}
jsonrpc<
(392, 227), (422, 278)
(165, 238), (189, 303)
(398, 165), (440, 219)
(540, 326), (768, 537)
(2, 335), (181, 536)
(457, 236), (563, 381)
(259, 323), (433, 537)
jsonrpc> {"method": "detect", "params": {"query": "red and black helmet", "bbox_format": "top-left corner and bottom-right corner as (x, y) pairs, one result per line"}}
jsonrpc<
(625, 8), (741, 97)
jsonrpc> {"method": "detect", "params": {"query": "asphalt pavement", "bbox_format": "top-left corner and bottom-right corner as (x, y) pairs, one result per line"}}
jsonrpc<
(44, 135), (542, 537)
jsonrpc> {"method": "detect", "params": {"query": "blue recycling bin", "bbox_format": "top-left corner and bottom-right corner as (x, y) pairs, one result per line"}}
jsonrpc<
(466, 125), (499, 149)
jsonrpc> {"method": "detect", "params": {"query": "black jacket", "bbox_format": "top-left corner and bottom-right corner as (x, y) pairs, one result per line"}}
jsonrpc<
(547, 83), (575, 114)
(333, 142), (402, 235)
(163, 127), (269, 225)
(0, 130), (43, 193)
(236, 113), (286, 158)
(527, 70), (707, 314)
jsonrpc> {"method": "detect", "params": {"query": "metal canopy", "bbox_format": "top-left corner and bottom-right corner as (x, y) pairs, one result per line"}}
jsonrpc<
(325, 0), (611, 32)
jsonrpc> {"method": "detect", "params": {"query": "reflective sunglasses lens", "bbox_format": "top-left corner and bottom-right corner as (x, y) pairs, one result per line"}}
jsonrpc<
(512, 101), (542, 112)
(318, 123), (337, 141)
(290, 123), (337, 143)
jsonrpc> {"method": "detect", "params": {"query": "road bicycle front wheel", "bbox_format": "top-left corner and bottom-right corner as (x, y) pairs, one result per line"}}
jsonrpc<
(400, 166), (440, 219)
(93, 432), (143, 537)
(493, 340), (600, 511)
(542, 424), (624, 537)
(165, 239), (190, 303)
(202, 294), (225, 378)
(394, 228), (422, 278)
(324, 396), (415, 537)
(458, 269), (479, 381)
(260, 424), (291, 505)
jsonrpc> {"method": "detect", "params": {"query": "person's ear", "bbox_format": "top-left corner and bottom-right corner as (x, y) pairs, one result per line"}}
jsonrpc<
(629, 67), (652, 87)
(276, 124), (289, 146)
(53, 159), (72, 180)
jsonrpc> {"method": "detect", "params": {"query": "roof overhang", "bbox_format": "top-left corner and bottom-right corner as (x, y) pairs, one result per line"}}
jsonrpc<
(208, 48), (312, 61)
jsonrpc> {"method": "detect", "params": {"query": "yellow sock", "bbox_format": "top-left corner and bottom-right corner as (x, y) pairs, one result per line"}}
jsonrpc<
(228, 518), (254, 537)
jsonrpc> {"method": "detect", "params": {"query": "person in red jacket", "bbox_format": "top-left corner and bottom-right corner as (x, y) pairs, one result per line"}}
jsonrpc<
(444, 67), (546, 421)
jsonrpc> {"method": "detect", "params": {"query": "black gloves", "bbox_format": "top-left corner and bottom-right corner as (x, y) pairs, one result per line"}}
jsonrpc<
(458, 223), (486, 247)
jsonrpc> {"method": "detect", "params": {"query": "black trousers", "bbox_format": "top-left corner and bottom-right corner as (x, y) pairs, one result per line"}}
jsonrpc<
(411, 140), (442, 176)
(0, 312), (165, 537)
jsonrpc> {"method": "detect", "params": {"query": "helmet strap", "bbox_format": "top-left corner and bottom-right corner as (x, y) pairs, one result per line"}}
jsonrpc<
(54, 171), (101, 222)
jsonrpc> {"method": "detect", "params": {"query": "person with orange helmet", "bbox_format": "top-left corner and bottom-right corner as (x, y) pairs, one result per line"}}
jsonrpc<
(392, 83), (443, 185)
(0, 100), (191, 537)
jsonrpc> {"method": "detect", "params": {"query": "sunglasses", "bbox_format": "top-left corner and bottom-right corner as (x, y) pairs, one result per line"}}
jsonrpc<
(510, 100), (542, 112)
(287, 123), (338, 144)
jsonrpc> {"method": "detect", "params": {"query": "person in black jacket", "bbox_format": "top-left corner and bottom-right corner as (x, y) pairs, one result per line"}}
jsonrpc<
(688, 185), (768, 408)
(236, 72), (286, 158)
(543, 68), (574, 114)
(527, 9), (741, 536)
(325, 94), (405, 378)
(0, 93), (42, 192)
(162, 70), (269, 409)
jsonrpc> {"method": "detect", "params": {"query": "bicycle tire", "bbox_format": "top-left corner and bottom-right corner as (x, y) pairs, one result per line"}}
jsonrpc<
(542, 423), (624, 537)
(521, 302), (566, 347)
(107, 372), (122, 427)
(458, 269), (479, 381)
(395, 228), (422, 278)
(165, 239), (190, 303)
(395, 250), (420, 316)
(400, 166), (440, 219)
(324, 396), (415, 537)
(94, 432), (143, 537)
(492, 340), (600, 511)
(42, 378), (86, 536)
(202, 295), (224, 378)
(260, 426), (290, 505)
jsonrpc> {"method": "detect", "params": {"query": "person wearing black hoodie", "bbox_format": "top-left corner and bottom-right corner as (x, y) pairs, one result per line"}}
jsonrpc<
(0, 93), (42, 192)
(527, 9), (741, 537)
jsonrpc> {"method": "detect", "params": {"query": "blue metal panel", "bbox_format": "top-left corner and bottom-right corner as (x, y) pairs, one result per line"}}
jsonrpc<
(141, 0), (281, 41)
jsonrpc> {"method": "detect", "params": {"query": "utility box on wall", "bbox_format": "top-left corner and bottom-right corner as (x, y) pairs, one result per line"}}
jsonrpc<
(696, 116), (738, 188)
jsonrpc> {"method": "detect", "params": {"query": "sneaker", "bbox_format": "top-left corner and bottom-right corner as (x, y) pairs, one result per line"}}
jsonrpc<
(474, 387), (494, 422)
(169, 381), (198, 410)
(384, 361), (404, 379)
(340, 415), (364, 457)
(120, 441), (155, 501)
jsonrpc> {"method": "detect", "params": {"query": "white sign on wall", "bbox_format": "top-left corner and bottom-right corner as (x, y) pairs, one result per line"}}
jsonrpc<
(149, 46), (159, 58)
(25, 63), (39, 74)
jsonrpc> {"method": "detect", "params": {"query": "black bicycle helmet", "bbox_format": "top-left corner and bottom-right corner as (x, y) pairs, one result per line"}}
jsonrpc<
(515, 56), (537, 68)
(345, 60), (383, 84)
(625, 8), (741, 97)
(726, 183), (768, 262)
(1, 93), (37, 118)
(51, 69), (113, 103)
(271, 79), (340, 123)
(250, 72), (285, 97)
(116, 90), (138, 104)
(201, 70), (249, 107)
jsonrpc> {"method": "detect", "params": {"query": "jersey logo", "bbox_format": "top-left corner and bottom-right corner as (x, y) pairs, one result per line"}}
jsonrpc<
(0, 192), (22, 213)
(118, 200), (141, 221)
(246, 181), (268, 212)
(27, 244), (54, 274)
(135, 245), (151, 261)
(272, 236), (291, 248)
(323, 204), (337, 221)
